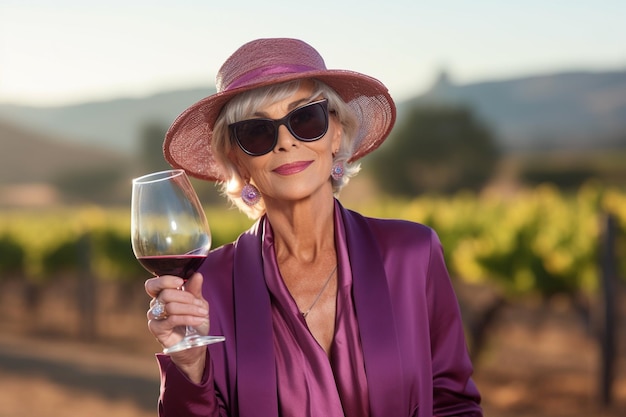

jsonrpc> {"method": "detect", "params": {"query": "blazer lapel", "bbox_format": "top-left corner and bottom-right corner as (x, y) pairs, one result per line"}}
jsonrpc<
(340, 205), (406, 417)
(233, 220), (278, 417)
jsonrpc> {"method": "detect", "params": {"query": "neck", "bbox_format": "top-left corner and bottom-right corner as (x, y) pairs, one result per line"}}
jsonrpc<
(265, 195), (336, 265)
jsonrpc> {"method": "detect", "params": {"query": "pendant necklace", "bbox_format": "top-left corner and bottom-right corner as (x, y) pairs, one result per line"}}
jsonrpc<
(301, 264), (338, 319)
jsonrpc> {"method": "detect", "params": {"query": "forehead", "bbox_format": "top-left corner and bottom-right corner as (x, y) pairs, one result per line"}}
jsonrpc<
(235, 80), (316, 118)
(259, 85), (317, 115)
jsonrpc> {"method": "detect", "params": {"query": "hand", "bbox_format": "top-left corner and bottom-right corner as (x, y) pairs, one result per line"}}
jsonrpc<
(145, 273), (210, 380)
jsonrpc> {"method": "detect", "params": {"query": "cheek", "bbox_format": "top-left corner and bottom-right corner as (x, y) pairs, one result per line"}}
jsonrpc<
(233, 150), (260, 179)
(241, 156), (273, 185)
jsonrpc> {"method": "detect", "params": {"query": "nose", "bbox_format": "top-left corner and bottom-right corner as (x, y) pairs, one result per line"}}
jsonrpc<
(274, 124), (298, 152)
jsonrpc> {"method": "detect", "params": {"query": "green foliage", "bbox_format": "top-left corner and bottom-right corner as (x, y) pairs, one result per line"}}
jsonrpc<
(0, 185), (625, 301)
(370, 104), (500, 196)
(521, 165), (598, 190)
(139, 122), (171, 173)
(52, 167), (128, 204)
(41, 236), (83, 274)
(352, 183), (626, 298)
(91, 229), (145, 281)
(0, 235), (25, 276)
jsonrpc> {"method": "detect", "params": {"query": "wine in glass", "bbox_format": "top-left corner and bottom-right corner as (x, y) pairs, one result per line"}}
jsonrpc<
(131, 169), (225, 354)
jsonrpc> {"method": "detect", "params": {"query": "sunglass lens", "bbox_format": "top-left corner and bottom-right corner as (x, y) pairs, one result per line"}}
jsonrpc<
(289, 103), (328, 140)
(232, 100), (329, 156)
(236, 120), (275, 155)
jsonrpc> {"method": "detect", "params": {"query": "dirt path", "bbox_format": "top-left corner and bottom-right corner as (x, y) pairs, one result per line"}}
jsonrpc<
(0, 281), (624, 417)
(472, 300), (626, 417)
(0, 334), (158, 417)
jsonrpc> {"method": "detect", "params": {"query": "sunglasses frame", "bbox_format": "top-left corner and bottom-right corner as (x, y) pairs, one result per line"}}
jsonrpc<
(230, 99), (329, 156)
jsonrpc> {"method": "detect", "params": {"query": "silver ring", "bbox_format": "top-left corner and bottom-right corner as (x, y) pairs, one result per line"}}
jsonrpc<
(150, 299), (168, 321)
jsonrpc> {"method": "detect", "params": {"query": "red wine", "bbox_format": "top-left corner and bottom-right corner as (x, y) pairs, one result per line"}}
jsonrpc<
(138, 255), (206, 278)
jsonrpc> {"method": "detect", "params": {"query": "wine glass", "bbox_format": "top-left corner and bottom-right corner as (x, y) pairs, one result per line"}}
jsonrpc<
(131, 169), (225, 354)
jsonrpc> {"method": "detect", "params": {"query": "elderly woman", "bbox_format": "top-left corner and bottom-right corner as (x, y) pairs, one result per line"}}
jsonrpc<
(144, 38), (482, 417)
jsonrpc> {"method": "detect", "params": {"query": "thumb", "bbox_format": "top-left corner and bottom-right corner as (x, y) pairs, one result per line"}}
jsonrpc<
(184, 272), (205, 298)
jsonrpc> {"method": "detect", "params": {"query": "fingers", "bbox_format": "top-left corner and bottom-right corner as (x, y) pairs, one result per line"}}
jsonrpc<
(183, 272), (204, 297)
(144, 272), (210, 351)
(146, 290), (208, 321)
(155, 296), (208, 318)
(145, 275), (184, 298)
(147, 309), (207, 331)
(148, 298), (168, 320)
(145, 273), (209, 327)
(146, 297), (209, 352)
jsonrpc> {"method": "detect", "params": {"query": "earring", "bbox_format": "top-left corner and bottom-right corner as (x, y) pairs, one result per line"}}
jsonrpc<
(241, 182), (261, 206)
(331, 161), (345, 181)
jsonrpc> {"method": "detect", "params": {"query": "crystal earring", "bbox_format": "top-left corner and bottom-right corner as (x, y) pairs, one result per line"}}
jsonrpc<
(241, 182), (261, 206)
(331, 161), (345, 181)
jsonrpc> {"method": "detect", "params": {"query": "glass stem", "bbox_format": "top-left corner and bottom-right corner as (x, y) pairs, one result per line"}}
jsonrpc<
(185, 325), (199, 337)
(180, 281), (200, 338)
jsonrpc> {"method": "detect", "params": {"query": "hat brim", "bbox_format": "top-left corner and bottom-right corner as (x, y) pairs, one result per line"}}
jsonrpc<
(164, 69), (396, 181)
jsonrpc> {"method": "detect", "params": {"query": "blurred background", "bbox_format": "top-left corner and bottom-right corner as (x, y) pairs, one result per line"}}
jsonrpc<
(1, 1), (625, 416)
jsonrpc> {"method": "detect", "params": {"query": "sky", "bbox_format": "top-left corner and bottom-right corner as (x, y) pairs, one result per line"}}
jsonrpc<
(1, 0), (625, 107)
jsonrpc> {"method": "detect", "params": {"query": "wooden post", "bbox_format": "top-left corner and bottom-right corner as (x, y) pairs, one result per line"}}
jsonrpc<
(77, 233), (97, 340)
(599, 212), (617, 406)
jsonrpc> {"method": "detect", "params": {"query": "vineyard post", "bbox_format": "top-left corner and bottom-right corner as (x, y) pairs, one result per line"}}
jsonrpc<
(77, 233), (97, 340)
(599, 212), (617, 406)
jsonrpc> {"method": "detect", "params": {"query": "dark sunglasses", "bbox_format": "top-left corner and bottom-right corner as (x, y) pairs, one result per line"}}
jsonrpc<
(230, 99), (329, 156)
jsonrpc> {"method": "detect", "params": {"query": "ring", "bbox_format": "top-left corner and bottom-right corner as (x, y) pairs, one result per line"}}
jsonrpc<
(150, 299), (168, 321)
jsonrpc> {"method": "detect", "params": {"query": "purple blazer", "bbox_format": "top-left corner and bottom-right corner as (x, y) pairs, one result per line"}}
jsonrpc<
(157, 201), (482, 417)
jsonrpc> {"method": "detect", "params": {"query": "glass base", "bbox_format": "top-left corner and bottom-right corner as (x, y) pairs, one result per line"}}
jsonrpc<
(163, 335), (225, 354)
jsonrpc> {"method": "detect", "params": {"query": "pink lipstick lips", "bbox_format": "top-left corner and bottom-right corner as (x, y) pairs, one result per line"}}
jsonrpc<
(273, 161), (313, 175)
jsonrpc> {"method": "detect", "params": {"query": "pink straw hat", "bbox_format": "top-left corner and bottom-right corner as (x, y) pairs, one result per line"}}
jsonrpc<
(163, 38), (396, 181)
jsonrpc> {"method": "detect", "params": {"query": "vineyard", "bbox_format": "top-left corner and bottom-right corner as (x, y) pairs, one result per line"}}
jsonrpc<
(1, 182), (625, 300)
(1, 182), (625, 416)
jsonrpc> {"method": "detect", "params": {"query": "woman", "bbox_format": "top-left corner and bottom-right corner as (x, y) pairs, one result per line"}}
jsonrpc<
(145, 38), (483, 417)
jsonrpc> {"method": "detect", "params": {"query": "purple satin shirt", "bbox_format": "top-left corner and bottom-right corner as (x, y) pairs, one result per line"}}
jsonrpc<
(262, 214), (370, 416)
(156, 200), (483, 417)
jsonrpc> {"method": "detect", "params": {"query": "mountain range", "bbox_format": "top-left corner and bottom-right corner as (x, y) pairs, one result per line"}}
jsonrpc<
(408, 69), (626, 150)
(0, 87), (214, 156)
(1, 67), (625, 160)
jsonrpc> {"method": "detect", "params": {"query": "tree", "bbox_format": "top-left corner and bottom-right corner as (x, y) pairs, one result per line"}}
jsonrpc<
(370, 104), (500, 196)
(139, 121), (223, 205)
(139, 121), (171, 173)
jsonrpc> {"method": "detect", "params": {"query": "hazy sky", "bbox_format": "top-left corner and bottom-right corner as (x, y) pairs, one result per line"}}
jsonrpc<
(1, 0), (625, 106)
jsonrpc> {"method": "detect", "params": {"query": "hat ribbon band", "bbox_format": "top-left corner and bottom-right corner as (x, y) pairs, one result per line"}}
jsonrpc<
(225, 64), (321, 91)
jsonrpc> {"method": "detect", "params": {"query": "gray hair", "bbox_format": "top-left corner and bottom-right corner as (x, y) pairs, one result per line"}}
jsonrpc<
(212, 79), (361, 219)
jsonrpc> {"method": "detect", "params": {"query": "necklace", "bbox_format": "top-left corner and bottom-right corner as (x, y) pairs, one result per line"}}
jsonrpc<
(301, 264), (338, 319)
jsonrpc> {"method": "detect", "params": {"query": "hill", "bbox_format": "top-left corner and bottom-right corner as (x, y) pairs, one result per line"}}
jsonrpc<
(0, 87), (215, 155)
(0, 68), (625, 156)
(406, 69), (626, 150)
(0, 120), (133, 206)
(0, 120), (129, 185)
